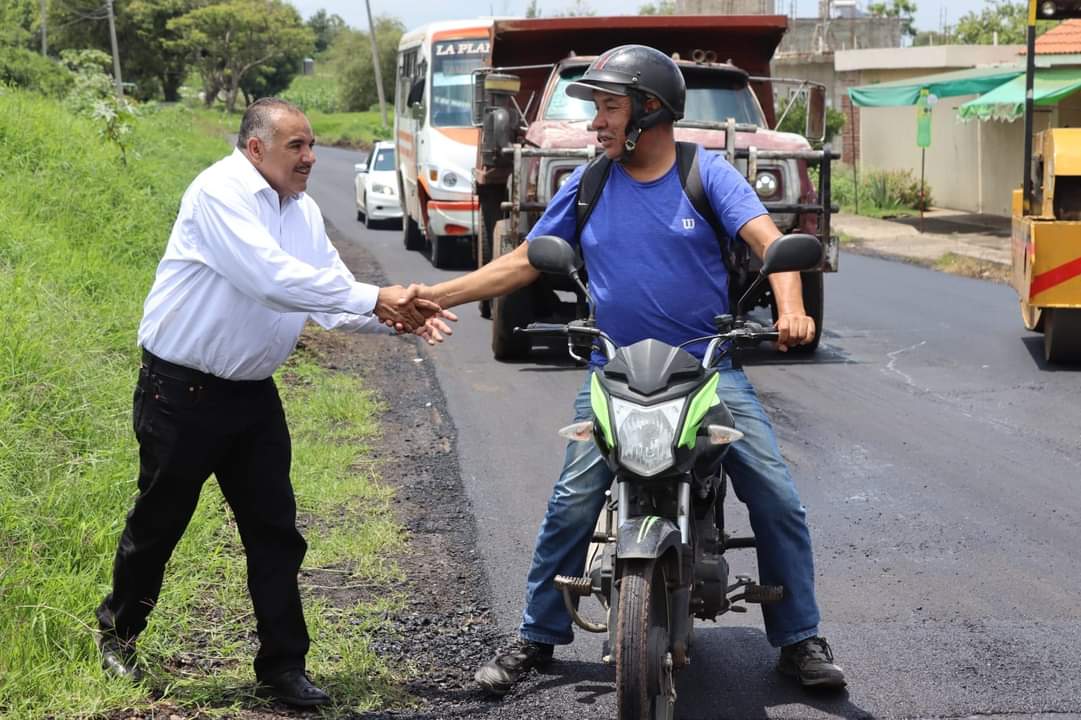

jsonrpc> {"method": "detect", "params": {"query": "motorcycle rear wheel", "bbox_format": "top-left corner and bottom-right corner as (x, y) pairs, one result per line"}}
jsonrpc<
(616, 559), (675, 720)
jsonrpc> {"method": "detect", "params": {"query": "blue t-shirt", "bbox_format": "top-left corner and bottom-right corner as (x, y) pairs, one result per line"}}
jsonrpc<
(527, 145), (767, 363)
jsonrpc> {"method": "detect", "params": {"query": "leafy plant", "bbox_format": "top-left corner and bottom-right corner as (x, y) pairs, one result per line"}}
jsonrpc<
(825, 164), (933, 214)
(774, 96), (847, 146)
(0, 47), (73, 97)
(61, 49), (139, 164)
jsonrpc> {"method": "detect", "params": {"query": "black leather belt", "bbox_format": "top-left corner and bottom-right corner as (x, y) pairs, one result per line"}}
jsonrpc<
(140, 349), (221, 386)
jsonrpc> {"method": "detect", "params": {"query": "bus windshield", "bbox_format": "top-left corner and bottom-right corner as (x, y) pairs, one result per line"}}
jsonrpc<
(431, 38), (490, 127)
(545, 67), (767, 127)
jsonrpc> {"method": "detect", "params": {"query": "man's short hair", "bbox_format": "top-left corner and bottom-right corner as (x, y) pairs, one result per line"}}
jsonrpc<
(237, 97), (303, 149)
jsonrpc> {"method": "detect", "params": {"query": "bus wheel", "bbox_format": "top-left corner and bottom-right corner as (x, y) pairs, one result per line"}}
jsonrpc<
(402, 216), (424, 252)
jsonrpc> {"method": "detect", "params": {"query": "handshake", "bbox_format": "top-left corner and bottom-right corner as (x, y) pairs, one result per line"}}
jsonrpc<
(374, 284), (456, 344)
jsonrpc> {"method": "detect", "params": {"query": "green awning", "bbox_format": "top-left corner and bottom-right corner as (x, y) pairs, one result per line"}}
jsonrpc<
(847, 65), (1024, 107)
(958, 67), (1081, 121)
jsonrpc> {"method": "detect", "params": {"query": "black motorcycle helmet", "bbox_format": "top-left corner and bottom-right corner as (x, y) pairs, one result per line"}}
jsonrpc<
(566, 44), (686, 157)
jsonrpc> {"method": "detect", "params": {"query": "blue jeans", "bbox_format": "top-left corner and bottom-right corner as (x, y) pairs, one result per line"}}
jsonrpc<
(519, 368), (821, 649)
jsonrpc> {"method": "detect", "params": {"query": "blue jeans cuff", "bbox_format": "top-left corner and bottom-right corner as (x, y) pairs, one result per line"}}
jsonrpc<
(519, 628), (574, 646)
(771, 626), (820, 649)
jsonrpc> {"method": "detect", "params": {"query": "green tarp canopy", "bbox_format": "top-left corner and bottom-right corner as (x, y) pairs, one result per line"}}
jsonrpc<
(958, 67), (1081, 121)
(847, 65), (1024, 107)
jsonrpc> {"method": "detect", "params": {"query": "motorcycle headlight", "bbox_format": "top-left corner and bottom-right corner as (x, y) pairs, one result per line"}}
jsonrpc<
(611, 397), (685, 477)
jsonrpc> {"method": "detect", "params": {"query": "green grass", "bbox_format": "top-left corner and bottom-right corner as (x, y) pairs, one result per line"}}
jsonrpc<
(306, 109), (392, 147)
(190, 102), (391, 148)
(0, 89), (407, 718)
(281, 72), (342, 114)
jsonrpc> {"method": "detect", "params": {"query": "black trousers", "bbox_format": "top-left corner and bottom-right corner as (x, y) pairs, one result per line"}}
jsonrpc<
(96, 351), (310, 680)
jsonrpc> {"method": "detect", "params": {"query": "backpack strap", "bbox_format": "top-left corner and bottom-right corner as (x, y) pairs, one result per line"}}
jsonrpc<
(677, 141), (724, 246)
(677, 141), (738, 275)
(574, 152), (613, 244)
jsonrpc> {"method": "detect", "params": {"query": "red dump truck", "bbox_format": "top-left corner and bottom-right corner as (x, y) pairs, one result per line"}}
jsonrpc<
(469, 15), (838, 359)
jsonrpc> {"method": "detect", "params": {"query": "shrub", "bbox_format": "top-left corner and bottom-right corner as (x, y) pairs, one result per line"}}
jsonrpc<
(825, 164), (933, 213)
(0, 47), (73, 97)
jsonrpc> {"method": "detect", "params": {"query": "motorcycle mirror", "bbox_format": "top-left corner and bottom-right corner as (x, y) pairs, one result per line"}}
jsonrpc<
(527, 235), (581, 275)
(735, 233), (823, 317)
(760, 233), (823, 275)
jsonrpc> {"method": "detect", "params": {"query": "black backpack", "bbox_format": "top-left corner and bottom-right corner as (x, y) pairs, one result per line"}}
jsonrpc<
(573, 141), (737, 273)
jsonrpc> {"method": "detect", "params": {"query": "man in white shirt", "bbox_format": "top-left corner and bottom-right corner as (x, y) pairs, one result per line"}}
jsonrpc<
(94, 98), (452, 707)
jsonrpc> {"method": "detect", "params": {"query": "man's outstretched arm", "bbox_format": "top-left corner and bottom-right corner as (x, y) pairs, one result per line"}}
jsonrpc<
(417, 241), (541, 310)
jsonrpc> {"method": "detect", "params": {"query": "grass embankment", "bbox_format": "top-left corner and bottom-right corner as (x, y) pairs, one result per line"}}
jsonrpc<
(0, 89), (406, 718)
(193, 101), (391, 149)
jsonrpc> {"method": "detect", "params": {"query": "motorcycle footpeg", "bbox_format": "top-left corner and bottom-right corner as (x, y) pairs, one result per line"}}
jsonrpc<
(742, 583), (784, 604)
(554, 574), (593, 597)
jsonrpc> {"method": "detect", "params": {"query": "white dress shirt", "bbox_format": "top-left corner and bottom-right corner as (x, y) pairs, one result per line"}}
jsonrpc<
(138, 148), (388, 380)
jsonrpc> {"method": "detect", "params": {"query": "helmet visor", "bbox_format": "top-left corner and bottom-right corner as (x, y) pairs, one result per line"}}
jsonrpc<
(566, 79), (630, 102)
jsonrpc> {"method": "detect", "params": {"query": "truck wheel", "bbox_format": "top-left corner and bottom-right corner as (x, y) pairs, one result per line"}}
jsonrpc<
(402, 215), (424, 252)
(1043, 309), (1081, 365)
(771, 271), (823, 354)
(491, 286), (533, 361)
(1021, 300), (1044, 333)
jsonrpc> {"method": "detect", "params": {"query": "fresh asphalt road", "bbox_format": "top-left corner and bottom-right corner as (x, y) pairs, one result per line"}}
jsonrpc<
(308, 145), (1081, 719)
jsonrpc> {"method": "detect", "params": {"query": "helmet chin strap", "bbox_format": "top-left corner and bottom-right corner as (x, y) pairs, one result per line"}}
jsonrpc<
(620, 92), (672, 162)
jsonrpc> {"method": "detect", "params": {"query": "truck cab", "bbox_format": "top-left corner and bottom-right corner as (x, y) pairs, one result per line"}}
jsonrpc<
(471, 16), (838, 360)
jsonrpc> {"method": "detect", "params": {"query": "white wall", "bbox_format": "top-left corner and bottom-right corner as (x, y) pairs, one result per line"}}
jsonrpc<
(858, 99), (1051, 216)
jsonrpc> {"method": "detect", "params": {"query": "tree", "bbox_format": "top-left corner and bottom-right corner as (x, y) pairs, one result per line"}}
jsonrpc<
(168, 0), (314, 112)
(525, 0), (541, 17)
(46, 0), (201, 101)
(330, 15), (403, 112)
(867, 0), (917, 38)
(638, 0), (675, 14)
(552, 0), (595, 16)
(0, 0), (38, 50)
(953, 0), (1053, 45)
(867, 0), (918, 39)
(775, 96), (846, 147)
(307, 8), (344, 55)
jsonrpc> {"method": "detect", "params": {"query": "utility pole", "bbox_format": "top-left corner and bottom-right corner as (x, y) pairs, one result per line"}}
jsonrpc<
(364, 0), (388, 128)
(39, 0), (47, 56)
(105, 0), (123, 98)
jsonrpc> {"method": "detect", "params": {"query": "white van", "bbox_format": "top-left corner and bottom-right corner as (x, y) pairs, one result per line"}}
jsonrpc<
(395, 18), (493, 267)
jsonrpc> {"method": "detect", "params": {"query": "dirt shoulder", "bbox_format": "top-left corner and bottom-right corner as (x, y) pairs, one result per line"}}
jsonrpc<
(834, 211), (1012, 284)
(297, 224), (592, 720)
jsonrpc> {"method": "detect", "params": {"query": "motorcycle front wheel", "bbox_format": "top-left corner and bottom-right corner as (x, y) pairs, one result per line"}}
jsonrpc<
(616, 559), (675, 720)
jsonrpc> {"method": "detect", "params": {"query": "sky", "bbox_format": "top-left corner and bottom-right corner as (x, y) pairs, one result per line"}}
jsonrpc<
(290, 0), (992, 36)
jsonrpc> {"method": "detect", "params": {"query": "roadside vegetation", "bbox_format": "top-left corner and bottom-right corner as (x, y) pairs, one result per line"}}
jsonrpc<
(0, 87), (408, 719)
(815, 164), (934, 218)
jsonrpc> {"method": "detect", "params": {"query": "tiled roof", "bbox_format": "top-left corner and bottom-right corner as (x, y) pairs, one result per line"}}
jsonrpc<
(1036, 19), (1081, 55)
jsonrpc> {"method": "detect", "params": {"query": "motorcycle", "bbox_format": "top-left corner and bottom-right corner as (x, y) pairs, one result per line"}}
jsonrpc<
(518, 232), (823, 720)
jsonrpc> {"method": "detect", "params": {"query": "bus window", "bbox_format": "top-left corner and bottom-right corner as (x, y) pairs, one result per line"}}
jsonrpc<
(431, 39), (489, 127)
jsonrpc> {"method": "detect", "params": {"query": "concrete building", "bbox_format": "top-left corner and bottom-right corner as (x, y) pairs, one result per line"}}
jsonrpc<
(842, 45), (1047, 217)
(676, 0), (775, 13)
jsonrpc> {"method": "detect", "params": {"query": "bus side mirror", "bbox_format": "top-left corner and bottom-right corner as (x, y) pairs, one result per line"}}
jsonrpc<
(407, 78), (424, 108)
(806, 85), (827, 143)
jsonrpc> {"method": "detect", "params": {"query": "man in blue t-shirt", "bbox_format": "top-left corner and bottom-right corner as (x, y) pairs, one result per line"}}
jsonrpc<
(416, 45), (845, 693)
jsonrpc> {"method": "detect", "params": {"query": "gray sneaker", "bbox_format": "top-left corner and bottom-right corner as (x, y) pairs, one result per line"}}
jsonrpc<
(475, 638), (554, 696)
(777, 636), (846, 689)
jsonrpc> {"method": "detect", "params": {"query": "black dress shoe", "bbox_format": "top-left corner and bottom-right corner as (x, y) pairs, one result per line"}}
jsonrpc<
(257, 670), (331, 708)
(96, 632), (144, 683)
